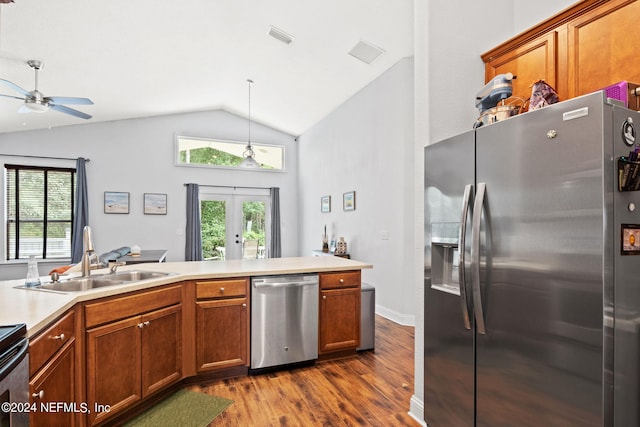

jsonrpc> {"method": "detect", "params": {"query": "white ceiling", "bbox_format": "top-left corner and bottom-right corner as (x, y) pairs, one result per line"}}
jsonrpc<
(0, 0), (413, 136)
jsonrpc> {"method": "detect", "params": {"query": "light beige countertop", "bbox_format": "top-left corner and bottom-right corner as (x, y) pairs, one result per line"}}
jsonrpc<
(0, 256), (372, 336)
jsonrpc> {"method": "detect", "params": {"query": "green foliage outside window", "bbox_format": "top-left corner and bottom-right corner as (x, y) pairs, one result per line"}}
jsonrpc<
(200, 200), (266, 260)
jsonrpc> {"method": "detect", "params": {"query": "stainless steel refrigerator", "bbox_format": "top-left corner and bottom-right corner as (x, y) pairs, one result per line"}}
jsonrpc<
(424, 91), (640, 427)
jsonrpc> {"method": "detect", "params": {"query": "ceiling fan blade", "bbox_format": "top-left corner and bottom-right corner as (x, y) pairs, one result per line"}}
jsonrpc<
(0, 78), (31, 97)
(46, 96), (93, 105)
(48, 104), (92, 119)
(0, 93), (27, 101)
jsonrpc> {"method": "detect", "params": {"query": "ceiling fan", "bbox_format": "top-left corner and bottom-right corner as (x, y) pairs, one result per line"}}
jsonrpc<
(0, 60), (93, 119)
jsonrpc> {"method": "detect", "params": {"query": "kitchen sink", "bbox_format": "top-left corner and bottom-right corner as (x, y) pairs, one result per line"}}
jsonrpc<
(16, 270), (173, 292)
(108, 270), (169, 282)
(38, 277), (126, 292)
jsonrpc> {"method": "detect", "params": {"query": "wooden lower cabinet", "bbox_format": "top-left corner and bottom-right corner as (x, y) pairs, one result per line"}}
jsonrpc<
(195, 278), (249, 372)
(26, 271), (363, 426)
(30, 339), (77, 427)
(86, 303), (182, 426)
(319, 271), (361, 354)
(141, 305), (182, 395)
(29, 308), (80, 427)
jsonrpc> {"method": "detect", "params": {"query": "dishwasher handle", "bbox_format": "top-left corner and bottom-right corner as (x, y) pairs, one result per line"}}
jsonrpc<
(253, 276), (319, 289)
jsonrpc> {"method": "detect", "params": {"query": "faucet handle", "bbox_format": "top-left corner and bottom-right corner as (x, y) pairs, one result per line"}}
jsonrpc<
(109, 261), (126, 274)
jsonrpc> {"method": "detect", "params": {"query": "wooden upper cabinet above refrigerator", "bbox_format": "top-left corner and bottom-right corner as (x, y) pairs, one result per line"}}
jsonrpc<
(483, 32), (557, 103)
(482, 0), (640, 104)
(566, 0), (640, 99)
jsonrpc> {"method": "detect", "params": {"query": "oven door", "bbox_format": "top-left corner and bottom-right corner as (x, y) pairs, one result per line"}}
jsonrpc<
(0, 337), (29, 427)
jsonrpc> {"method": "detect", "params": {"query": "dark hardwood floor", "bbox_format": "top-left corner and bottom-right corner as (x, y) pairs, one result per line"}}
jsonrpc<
(188, 315), (418, 426)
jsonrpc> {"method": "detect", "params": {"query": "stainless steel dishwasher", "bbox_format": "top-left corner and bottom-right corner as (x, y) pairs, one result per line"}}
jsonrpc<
(251, 274), (319, 371)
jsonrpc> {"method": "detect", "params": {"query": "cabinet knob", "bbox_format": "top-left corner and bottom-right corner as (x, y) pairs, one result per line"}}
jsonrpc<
(323, 295), (327, 300)
(51, 333), (65, 341)
(220, 287), (225, 293)
(242, 303), (247, 307)
(339, 278), (344, 283)
(32, 390), (44, 399)
(137, 323), (144, 329)
(143, 321), (150, 326)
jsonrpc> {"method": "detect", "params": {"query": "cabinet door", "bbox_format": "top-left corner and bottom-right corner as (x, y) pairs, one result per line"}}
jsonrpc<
(141, 304), (182, 396)
(484, 32), (557, 102)
(86, 316), (142, 426)
(30, 340), (76, 427)
(196, 297), (248, 371)
(567, 0), (640, 98)
(319, 288), (361, 354)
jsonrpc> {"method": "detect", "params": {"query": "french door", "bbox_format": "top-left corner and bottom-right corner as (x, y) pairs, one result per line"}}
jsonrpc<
(199, 188), (270, 261)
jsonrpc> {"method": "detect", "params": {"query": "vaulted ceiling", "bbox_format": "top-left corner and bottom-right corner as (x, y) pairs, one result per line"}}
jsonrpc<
(0, 0), (413, 136)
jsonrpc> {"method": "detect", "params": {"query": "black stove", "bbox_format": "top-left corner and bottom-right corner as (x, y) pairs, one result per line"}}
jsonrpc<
(0, 324), (26, 352)
(0, 323), (28, 427)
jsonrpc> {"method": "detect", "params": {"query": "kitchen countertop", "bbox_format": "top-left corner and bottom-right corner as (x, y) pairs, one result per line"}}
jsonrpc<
(0, 256), (372, 337)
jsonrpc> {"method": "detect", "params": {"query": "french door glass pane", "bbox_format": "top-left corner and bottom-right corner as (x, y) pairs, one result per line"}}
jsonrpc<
(242, 201), (266, 259)
(201, 200), (226, 260)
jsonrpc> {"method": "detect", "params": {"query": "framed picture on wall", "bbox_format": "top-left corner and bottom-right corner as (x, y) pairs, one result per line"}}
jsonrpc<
(343, 191), (356, 211)
(104, 191), (130, 214)
(144, 193), (168, 215)
(321, 195), (331, 213)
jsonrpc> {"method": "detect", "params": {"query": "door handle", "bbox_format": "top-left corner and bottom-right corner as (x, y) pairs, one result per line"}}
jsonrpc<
(471, 182), (487, 335)
(458, 184), (473, 330)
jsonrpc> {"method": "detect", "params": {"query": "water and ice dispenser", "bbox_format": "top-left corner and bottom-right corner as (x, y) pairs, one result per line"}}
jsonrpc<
(430, 222), (461, 295)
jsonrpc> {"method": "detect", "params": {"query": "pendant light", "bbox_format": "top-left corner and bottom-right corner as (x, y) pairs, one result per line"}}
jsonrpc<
(240, 78), (260, 168)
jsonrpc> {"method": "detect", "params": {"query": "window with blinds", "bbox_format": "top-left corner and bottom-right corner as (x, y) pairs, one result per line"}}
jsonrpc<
(5, 164), (76, 260)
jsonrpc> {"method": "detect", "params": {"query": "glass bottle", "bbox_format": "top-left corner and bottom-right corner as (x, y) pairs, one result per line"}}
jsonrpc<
(25, 255), (41, 287)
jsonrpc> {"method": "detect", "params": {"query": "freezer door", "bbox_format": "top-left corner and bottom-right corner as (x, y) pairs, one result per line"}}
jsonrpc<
(424, 131), (475, 427)
(474, 93), (605, 427)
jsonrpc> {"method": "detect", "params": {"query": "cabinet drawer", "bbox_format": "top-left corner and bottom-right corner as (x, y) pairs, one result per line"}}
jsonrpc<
(196, 278), (248, 299)
(85, 285), (182, 328)
(29, 309), (75, 377)
(320, 271), (361, 290)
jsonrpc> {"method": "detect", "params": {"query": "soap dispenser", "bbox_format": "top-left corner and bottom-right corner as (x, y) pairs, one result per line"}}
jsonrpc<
(25, 255), (41, 287)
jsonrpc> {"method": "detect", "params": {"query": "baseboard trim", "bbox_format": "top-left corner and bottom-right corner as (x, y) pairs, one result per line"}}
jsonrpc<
(375, 304), (415, 326)
(409, 394), (426, 426)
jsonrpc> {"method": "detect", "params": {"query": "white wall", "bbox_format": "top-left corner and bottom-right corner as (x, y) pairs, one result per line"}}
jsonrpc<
(514, 1), (578, 33)
(0, 110), (298, 280)
(298, 57), (415, 325)
(412, 0), (581, 424)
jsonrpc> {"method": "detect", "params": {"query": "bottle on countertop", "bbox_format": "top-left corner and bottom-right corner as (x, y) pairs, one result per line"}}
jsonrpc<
(25, 255), (41, 287)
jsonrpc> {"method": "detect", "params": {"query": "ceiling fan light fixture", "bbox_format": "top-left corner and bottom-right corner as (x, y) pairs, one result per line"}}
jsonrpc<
(24, 100), (49, 113)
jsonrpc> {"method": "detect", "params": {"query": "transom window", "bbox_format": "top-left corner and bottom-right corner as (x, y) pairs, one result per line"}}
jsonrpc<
(5, 164), (76, 260)
(175, 135), (285, 170)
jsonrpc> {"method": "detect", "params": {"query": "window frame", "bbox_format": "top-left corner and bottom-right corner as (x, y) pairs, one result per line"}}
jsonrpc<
(5, 163), (76, 261)
(174, 135), (286, 172)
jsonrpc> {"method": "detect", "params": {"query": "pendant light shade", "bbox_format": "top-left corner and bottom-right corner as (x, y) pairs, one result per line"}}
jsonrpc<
(240, 78), (260, 168)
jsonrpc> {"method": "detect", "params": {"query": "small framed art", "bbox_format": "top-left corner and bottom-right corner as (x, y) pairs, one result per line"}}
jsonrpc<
(104, 191), (130, 214)
(144, 193), (168, 215)
(321, 195), (331, 213)
(343, 191), (356, 211)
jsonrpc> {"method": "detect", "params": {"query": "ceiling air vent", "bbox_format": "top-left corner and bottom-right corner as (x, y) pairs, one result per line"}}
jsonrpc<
(268, 26), (294, 45)
(348, 40), (385, 64)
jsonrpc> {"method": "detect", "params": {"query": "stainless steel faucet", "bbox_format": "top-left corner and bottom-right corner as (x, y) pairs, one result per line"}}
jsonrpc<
(81, 226), (102, 277)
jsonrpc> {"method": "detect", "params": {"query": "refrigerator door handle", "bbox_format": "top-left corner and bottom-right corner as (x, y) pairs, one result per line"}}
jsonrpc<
(458, 184), (473, 330)
(471, 182), (487, 335)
